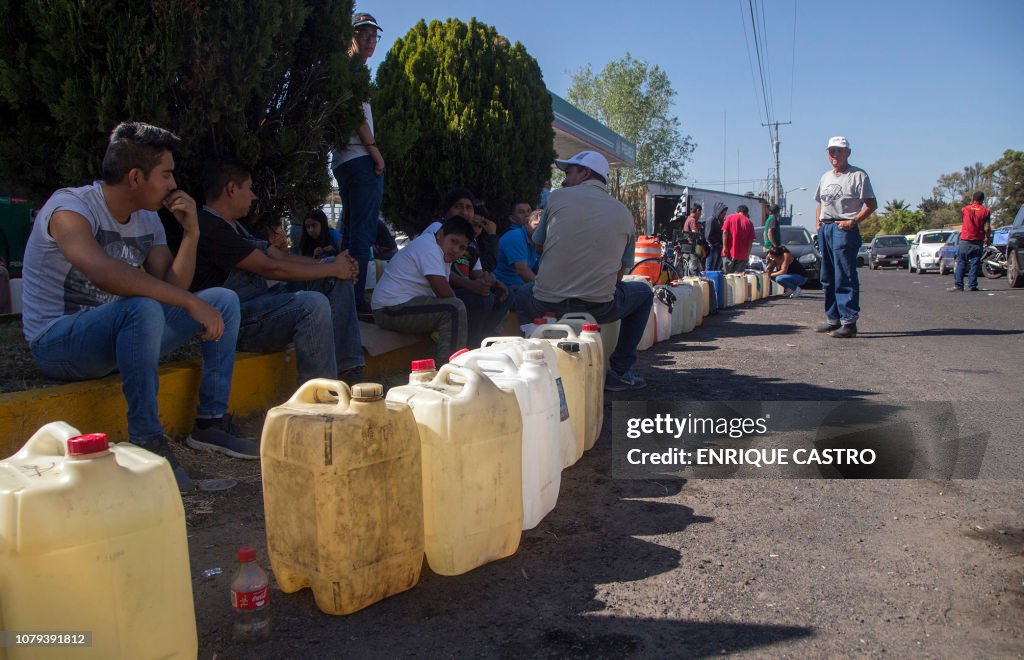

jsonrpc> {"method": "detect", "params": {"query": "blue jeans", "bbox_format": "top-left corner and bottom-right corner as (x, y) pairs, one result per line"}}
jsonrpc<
(31, 288), (240, 442)
(818, 222), (861, 324)
(774, 273), (807, 290)
(953, 240), (983, 290)
(334, 155), (383, 311)
(238, 276), (364, 385)
(514, 281), (654, 375)
(705, 247), (723, 272)
(455, 286), (515, 346)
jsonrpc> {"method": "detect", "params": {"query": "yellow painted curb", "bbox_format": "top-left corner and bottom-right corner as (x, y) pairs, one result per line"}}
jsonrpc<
(0, 351), (298, 459)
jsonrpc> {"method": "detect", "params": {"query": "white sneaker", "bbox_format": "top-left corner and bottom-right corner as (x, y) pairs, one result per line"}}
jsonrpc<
(789, 287), (802, 298)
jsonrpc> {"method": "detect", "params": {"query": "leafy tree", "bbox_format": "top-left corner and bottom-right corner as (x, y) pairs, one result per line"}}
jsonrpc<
(374, 18), (554, 235)
(932, 162), (994, 208)
(983, 149), (1024, 225)
(922, 206), (960, 230)
(567, 53), (695, 201)
(858, 213), (881, 242)
(879, 209), (926, 236)
(0, 0), (365, 225)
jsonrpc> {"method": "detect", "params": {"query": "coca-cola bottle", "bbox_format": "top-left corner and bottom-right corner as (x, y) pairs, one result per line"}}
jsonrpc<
(230, 546), (271, 643)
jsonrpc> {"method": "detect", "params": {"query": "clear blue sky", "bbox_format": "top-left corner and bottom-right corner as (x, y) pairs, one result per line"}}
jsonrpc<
(366, 1), (1024, 228)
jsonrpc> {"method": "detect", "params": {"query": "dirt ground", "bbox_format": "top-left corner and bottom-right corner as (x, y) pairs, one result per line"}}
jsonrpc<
(181, 270), (1023, 659)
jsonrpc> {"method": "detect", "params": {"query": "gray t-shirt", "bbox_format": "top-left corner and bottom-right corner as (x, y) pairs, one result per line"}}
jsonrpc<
(815, 165), (875, 220)
(533, 180), (635, 304)
(21, 182), (167, 343)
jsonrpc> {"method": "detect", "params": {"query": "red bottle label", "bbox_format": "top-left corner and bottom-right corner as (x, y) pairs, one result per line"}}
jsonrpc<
(231, 586), (269, 610)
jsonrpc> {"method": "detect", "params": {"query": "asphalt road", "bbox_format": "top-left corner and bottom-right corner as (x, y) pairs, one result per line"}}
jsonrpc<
(191, 266), (1023, 659)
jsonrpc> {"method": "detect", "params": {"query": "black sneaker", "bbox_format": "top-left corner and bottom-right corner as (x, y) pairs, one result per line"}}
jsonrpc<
(815, 321), (841, 333)
(186, 417), (260, 460)
(339, 366), (367, 387)
(830, 323), (858, 339)
(131, 435), (195, 493)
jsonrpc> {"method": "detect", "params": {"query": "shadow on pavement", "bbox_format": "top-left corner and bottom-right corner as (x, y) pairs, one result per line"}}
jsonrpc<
(859, 328), (1024, 338)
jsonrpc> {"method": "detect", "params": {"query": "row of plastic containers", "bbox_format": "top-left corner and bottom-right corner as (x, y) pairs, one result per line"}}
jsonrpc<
(260, 317), (611, 615)
(626, 270), (786, 351)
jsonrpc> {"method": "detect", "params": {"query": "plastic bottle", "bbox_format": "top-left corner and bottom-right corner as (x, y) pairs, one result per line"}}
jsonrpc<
(410, 359), (437, 384)
(231, 546), (271, 643)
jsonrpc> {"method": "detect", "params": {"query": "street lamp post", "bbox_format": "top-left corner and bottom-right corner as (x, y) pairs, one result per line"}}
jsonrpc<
(784, 186), (807, 219)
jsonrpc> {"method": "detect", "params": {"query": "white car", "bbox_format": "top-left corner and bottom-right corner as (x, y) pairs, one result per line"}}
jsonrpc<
(908, 229), (955, 273)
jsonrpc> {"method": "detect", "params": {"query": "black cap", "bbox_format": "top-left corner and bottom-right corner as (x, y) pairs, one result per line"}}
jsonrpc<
(353, 12), (382, 31)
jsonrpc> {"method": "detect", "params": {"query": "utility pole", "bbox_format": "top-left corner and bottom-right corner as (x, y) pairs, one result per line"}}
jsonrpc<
(763, 121), (792, 206)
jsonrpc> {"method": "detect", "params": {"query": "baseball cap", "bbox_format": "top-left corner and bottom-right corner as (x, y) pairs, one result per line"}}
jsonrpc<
(827, 136), (849, 150)
(554, 151), (610, 179)
(353, 12), (382, 31)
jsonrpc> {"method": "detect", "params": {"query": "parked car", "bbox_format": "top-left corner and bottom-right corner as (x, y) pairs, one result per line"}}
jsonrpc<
(869, 234), (910, 269)
(1007, 203), (1024, 288)
(857, 244), (871, 267)
(936, 230), (960, 275)
(908, 229), (955, 273)
(748, 226), (821, 286)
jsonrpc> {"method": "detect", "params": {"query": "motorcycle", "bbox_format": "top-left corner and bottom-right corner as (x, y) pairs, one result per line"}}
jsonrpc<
(982, 244), (1006, 279)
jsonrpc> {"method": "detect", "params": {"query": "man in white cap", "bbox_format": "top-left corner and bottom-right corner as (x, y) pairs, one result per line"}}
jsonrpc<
(332, 11), (384, 319)
(814, 136), (877, 338)
(513, 151), (654, 391)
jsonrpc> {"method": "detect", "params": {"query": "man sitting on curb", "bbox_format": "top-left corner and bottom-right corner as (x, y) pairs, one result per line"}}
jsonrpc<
(166, 158), (365, 386)
(371, 216), (474, 365)
(21, 122), (255, 492)
(513, 151), (654, 391)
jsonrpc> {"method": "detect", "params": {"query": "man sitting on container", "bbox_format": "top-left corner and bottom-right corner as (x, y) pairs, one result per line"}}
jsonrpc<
(513, 151), (653, 391)
(371, 216), (474, 365)
(166, 158), (365, 386)
(20, 122), (255, 492)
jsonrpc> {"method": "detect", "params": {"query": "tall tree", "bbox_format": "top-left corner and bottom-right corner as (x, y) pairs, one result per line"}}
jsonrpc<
(0, 0), (364, 224)
(567, 54), (695, 201)
(983, 150), (1024, 225)
(879, 209), (926, 236)
(374, 18), (554, 235)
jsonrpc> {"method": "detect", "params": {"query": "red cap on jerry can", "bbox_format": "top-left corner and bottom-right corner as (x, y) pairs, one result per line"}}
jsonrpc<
(67, 433), (110, 456)
(582, 324), (599, 332)
(411, 359), (436, 372)
(449, 348), (470, 361)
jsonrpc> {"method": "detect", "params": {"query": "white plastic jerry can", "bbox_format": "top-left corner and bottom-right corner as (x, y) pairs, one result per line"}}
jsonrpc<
(0, 422), (197, 660)
(455, 352), (562, 530)
(559, 312), (619, 373)
(386, 364), (523, 576)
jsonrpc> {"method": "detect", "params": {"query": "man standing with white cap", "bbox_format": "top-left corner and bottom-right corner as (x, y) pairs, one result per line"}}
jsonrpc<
(513, 151), (654, 391)
(333, 11), (384, 318)
(814, 136), (877, 338)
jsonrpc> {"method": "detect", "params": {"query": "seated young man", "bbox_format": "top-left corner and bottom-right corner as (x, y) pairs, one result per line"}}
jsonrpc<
(166, 158), (365, 386)
(424, 190), (511, 346)
(370, 216), (473, 365)
(21, 122), (254, 491)
(494, 208), (541, 294)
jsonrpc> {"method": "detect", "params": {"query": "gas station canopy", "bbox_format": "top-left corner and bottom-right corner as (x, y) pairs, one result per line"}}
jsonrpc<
(550, 91), (636, 169)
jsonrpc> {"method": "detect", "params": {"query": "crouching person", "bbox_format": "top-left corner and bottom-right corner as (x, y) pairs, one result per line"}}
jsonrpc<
(21, 122), (254, 492)
(167, 158), (366, 386)
(371, 216), (473, 365)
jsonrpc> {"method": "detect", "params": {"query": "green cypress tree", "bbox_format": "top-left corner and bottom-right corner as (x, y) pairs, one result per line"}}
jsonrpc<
(0, 0), (365, 224)
(374, 18), (553, 235)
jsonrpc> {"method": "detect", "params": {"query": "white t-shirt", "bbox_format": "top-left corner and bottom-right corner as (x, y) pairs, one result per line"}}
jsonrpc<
(370, 230), (449, 308)
(21, 182), (167, 343)
(815, 165), (875, 221)
(331, 101), (374, 166)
